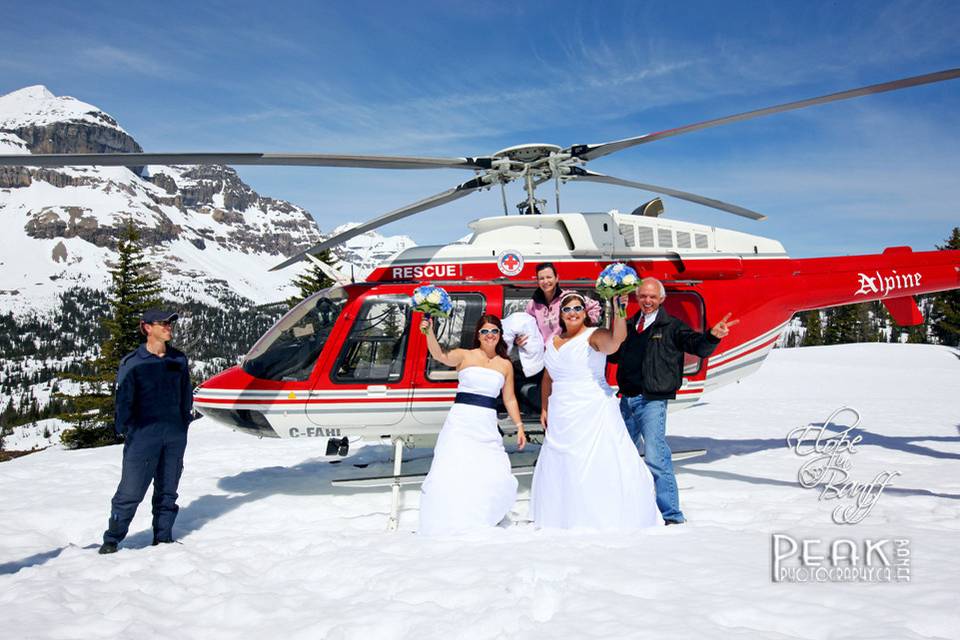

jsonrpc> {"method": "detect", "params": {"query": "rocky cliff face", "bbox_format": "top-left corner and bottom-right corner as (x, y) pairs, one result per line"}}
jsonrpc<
(0, 85), (416, 314)
(1, 87), (321, 254)
(0, 86), (338, 310)
(0, 86), (420, 431)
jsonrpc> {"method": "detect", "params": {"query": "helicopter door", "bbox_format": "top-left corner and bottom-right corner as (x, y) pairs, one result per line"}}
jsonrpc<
(411, 290), (491, 426)
(307, 293), (413, 429)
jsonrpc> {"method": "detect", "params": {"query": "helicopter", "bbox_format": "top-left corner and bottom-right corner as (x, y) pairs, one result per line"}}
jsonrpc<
(3, 69), (960, 519)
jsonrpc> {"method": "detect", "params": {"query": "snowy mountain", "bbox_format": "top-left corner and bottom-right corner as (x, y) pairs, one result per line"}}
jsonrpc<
(1, 343), (958, 637)
(0, 85), (415, 314)
(0, 85), (418, 426)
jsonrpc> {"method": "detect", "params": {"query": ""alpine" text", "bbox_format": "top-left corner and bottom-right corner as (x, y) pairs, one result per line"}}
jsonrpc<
(854, 270), (922, 298)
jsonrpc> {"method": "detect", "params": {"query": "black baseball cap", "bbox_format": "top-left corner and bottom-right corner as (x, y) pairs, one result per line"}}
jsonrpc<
(141, 309), (179, 324)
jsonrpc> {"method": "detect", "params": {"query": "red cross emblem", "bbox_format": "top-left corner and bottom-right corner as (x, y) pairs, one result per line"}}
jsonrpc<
(497, 250), (524, 276)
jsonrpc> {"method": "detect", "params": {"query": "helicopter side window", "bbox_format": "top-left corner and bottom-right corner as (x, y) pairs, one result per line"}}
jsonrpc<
(662, 291), (706, 375)
(502, 287), (531, 317)
(426, 293), (486, 381)
(334, 295), (411, 383)
(242, 287), (347, 382)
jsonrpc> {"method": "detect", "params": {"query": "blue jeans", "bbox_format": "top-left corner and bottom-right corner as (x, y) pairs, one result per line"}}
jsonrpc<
(620, 395), (685, 523)
(104, 422), (188, 545)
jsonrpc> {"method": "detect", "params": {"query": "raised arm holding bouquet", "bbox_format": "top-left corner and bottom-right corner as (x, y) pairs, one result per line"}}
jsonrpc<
(411, 285), (454, 333)
(595, 262), (640, 317)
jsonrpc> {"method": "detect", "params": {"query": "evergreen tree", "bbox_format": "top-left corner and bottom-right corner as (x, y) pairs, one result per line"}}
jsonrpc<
(824, 303), (876, 344)
(905, 324), (929, 343)
(930, 227), (960, 347)
(801, 310), (824, 346)
(60, 221), (162, 449)
(869, 301), (891, 342)
(287, 250), (338, 307)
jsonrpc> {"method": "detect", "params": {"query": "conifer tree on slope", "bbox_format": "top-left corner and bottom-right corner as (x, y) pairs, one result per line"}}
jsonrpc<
(60, 221), (162, 449)
(801, 310), (824, 346)
(823, 303), (879, 345)
(287, 249), (338, 307)
(929, 227), (960, 347)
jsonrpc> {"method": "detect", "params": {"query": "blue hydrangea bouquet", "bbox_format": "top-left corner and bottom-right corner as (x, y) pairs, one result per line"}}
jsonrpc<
(595, 262), (640, 317)
(411, 285), (454, 333)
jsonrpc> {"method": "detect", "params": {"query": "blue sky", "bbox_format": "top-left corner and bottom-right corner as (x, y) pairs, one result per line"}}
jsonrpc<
(1, 0), (958, 257)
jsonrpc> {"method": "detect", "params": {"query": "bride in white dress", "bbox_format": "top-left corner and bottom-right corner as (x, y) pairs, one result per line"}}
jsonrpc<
(419, 314), (527, 535)
(531, 292), (662, 529)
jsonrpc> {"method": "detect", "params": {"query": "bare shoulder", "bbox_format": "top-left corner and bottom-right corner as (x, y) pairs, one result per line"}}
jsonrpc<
(455, 348), (481, 365)
(494, 356), (514, 377)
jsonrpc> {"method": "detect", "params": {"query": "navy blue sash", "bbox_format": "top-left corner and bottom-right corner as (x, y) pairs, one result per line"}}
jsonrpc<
(454, 392), (498, 410)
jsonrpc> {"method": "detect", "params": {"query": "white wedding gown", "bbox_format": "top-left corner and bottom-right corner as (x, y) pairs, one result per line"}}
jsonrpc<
(531, 328), (662, 529)
(419, 367), (518, 535)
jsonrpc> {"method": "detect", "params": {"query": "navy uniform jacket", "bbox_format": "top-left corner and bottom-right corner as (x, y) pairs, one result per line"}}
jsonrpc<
(115, 344), (193, 434)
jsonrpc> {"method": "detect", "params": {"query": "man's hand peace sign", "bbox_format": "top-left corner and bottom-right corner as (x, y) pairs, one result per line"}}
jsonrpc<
(710, 313), (740, 339)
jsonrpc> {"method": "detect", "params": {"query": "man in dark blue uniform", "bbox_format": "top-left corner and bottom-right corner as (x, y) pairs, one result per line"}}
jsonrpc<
(99, 309), (193, 554)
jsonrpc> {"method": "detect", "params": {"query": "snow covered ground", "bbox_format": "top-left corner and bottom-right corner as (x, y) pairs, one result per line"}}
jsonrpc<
(1, 343), (958, 639)
(2, 418), (67, 451)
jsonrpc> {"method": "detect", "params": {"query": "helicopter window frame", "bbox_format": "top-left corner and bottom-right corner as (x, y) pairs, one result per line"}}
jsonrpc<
(663, 289), (708, 377)
(425, 292), (487, 381)
(241, 285), (348, 383)
(331, 294), (412, 384)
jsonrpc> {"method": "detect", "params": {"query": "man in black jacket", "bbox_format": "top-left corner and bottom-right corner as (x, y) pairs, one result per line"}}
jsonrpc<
(611, 278), (737, 524)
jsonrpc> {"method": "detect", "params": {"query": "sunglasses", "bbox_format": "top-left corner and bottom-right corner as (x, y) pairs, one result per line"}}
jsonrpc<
(560, 305), (585, 314)
(478, 328), (501, 335)
(150, 320), (175, 327)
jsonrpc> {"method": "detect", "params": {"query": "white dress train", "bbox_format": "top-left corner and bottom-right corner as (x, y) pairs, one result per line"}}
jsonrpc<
(419, 367), (518, 535)
(531, 328), (662, 529)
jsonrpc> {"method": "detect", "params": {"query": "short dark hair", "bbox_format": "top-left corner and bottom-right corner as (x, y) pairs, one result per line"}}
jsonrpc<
(558, 292), (593, 334)
(473, 314), (508, 359)
(535, 262), (557, 277)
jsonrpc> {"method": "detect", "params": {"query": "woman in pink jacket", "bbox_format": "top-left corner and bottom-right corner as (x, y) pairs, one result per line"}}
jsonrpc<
(520, 262), (602, 344)
(514, 262), (602, 413)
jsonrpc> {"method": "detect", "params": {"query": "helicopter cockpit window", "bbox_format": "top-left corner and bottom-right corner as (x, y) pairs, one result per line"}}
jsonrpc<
(242, 286), (347, 382)
(334, 295), (411, 383)
(426, 293), (486, 381)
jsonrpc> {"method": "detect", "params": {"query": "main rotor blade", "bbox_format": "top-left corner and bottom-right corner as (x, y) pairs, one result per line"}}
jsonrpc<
(569, 167), (767, 221)
(570, 68), (960, 162)
(0, 152), (492, 171)
(270, 176), (489, 271)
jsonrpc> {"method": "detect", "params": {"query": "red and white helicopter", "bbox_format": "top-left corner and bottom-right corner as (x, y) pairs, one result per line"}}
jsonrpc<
(4, 70), (959, 502)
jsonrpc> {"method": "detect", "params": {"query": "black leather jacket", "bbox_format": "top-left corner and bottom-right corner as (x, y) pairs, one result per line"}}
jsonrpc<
(609, 308), (719, 400)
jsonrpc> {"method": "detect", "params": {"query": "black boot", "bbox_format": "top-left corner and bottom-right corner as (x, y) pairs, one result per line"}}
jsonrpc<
(99, 542), (118, 554)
